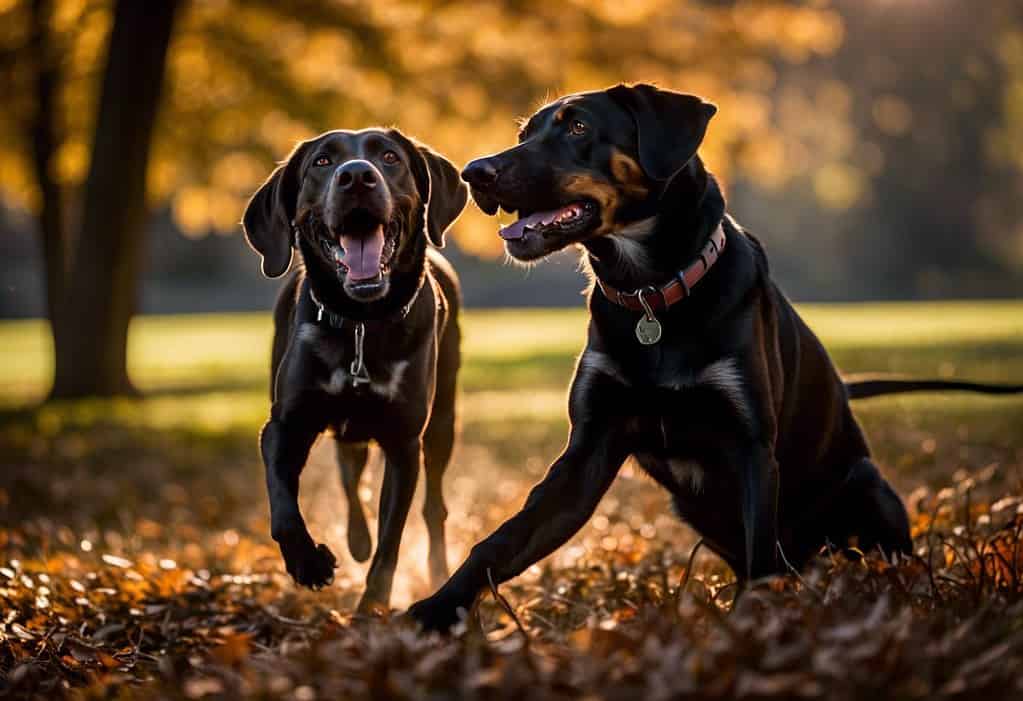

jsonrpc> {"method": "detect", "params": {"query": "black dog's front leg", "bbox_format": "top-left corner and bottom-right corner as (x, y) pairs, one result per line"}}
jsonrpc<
(261, 412), (336, 589)
(736, 442), (780, 582)
(408, 421), (628, 631)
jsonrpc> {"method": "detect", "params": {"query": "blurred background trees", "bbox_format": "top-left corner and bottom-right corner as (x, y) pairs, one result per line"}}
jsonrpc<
(1, 0), (1021, 398)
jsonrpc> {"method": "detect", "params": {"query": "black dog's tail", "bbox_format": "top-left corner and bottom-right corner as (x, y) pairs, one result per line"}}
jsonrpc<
(845, 375), (1023, 399)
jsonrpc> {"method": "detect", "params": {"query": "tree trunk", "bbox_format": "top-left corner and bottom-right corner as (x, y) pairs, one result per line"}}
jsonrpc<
(50, 0), (181, 399)
(29, 0), (70, 384)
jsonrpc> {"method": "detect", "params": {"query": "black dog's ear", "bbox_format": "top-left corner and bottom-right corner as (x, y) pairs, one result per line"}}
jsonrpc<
(242, 141), (311, 278)
(391, 131), (468, 247)
(421, 148), (469, 247)
(606, 83), (717, 183)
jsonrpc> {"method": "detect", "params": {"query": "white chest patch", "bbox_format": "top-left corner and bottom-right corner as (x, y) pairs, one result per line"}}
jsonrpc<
(318, 360), (409, 400)
(301, 322), (409, 401)
(655, 356), (751, 424)
(322, 368), (349, 395)
(669, 459), (705, 494)
(697, 357), (751, 425)
(374, 360), (409, 400)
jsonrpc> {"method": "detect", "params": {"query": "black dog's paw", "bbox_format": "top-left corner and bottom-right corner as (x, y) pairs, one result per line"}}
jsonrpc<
(280, 537), (337, 590)
(406, 594), (467, 633)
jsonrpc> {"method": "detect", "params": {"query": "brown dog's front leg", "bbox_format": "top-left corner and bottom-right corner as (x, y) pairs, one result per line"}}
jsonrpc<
(358, 437), (422, 613)
(261, 414), (336, 589)
(407, 421), (628, 631)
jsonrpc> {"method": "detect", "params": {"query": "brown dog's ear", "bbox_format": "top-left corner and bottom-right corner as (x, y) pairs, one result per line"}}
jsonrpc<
(391, 131), (468, 247)
(606, 83), (717, 183)
(242, 141), (311, 278)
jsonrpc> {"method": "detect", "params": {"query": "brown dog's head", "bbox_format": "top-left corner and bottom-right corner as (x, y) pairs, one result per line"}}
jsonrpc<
(461, 84), (716, 262)
(243, 129), (467, 302)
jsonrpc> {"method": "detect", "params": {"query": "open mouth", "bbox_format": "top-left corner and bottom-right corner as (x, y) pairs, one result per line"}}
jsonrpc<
(498, 201), (598, 241)
(320, 208), (399, 287)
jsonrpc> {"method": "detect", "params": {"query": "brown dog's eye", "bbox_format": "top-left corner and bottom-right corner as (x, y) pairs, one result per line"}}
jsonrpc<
(382, 150), (400, 165)
(314, 156), (330, 167)
(569, 120), (588, 136)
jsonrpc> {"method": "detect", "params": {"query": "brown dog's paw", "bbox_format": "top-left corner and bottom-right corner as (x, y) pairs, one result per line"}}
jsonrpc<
(280, 538), (337, 590)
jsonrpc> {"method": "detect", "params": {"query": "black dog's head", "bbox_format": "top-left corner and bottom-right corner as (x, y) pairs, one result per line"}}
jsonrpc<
(461, 83), (716, 262)
(243, 129), (467, 302)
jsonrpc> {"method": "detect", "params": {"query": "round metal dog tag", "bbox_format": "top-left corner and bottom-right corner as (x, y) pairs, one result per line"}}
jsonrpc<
(635, 316), (662, 345)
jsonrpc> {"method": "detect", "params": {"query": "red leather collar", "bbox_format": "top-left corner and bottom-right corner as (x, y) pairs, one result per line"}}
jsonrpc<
(596, 223), (726, 313)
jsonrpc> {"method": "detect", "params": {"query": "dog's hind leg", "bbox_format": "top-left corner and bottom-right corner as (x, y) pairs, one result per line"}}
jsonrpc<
(830, 458), (912, 560)
(337, 440), (372, 563)
(358, 438), (421, 613)
(422, 314), (459, 589)
(423, 407), (454, 588)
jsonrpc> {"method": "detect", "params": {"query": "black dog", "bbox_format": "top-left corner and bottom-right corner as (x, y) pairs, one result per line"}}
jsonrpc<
(408, 84), (1023, 630)
(243, 128), (467, 613)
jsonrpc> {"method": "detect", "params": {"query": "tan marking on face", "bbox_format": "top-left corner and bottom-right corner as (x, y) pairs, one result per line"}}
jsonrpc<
(561, 173), (621, 236)
(553, 106), (568, 123)
(609, 150), (649, 198)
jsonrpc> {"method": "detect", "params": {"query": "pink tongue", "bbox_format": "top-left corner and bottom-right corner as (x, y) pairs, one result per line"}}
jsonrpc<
(338, 225), (385, 281)
(499, 206), (571, 240)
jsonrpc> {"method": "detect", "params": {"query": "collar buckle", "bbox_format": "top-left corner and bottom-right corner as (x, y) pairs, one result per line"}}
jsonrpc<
(309, 288), (343, 329)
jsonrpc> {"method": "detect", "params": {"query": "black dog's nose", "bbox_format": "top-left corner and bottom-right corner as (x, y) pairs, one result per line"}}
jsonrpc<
(335, 160), (379, 191)
(461, 158), (499, 190)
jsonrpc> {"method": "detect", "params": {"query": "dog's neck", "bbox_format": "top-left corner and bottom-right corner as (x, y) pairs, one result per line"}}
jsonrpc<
(582, 158), (726, 292)
(298, 237), (427, 324)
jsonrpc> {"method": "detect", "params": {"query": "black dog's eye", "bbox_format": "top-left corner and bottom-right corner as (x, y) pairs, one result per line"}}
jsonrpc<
(568, 120), (588, 136)
(314, 155), (331, 167)
(381, 150), (400, 165)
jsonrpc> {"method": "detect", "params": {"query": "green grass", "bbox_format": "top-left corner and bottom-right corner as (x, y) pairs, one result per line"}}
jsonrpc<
(3, 301), (1022, 401)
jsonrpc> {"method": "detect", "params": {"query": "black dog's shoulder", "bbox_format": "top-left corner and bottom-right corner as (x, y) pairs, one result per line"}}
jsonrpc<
(270, 268), (304, 400)
(426, 248), (460, 300)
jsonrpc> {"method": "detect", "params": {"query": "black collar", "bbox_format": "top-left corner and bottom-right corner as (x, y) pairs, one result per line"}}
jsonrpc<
(307, 280), (422, 330)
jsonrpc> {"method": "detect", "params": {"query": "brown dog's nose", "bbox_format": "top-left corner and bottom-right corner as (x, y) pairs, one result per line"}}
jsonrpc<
(461, 158), (498, 191)
(336, 160), (379, 191)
